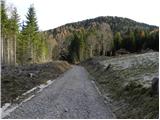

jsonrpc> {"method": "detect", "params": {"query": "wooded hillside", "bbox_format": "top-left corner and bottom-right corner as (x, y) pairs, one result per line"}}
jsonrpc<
(1, 1), (159, 65)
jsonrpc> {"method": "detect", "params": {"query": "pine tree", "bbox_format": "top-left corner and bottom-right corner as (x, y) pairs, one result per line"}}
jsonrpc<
(134, 29), (145, 51)
(68, 33), (79, 63)
(129, 31), (136, 52)
(1, 0), (8, 36)
(17, 4), (49, 64)
(22, 4), (39, 63)
(25, 4), (38, 31)
(1, 0), (8, 64)
(114, 32), (122, 50)
(17, 21), (28, 64)
(68, 30), (86, 63)
(1, 1), (19, 65)
(9, 7), (20, 65)
(78, 30), (85, 61)
(10, 7), (19, 34)
(35, 32), (49, 62)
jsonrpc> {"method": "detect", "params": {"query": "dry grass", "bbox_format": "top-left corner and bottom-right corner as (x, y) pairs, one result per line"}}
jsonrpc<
(82, 53), (159, 119)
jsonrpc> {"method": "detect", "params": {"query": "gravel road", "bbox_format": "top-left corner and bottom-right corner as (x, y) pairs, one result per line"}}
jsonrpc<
(4, 66), (115, 119)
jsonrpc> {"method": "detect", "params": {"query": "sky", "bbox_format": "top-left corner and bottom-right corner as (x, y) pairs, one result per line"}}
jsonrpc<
(6, 0), (160, 31)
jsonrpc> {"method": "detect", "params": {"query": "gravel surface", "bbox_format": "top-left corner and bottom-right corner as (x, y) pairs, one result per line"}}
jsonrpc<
(3, 66), (115, 119)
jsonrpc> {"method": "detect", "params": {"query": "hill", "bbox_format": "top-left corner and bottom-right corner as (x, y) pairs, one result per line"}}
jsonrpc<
(44, 16), (158, 63)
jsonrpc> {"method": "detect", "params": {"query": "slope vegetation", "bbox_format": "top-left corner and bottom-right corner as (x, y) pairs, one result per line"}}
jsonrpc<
(82, 52), (159, 118)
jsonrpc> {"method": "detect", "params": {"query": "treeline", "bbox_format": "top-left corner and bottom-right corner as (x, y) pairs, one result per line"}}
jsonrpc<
(1, 1), (158, 65)
(113, 28), (159, 53)
(64, 27), (113, 63)
(66, 28), (159, 63)
(1, 0), (18, 65)
(1, 1), (49, 65)
(67, 29), (87, 63)
(59, 29), (89, 63)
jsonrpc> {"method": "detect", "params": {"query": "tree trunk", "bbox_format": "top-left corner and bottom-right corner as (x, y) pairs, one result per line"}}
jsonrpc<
(7, 38), (10, 65)
(3, 37), (7, 64)
(14, 35), (16, 65)
(1, 36), (4, 64)
(10, 38), (13, 65)
(90, 46), (93, 58)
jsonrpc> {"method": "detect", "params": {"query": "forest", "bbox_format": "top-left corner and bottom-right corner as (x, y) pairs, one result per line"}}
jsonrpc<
(1, 1), (159, 66)
(1, 1), (49, 66)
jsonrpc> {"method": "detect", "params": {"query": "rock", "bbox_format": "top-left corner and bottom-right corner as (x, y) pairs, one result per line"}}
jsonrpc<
(104, 64), (111, 71)
(116, 49), (130, 55)
(1, 65), (5, 69)
(152, 77), (159, 94)
(64, 108), (68, 112)
(141, 48), (154, 54)
(57, 74), (59, 77)
(28, 73), (36, 78)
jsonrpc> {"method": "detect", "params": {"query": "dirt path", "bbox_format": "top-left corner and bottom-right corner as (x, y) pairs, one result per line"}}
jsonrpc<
(3, 66), (115, 119)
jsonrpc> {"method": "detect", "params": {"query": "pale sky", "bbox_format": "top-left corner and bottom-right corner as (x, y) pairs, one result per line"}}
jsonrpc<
(6, 0), (160, 31)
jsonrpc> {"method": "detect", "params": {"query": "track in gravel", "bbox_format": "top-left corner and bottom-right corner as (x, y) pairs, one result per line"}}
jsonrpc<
(4, 66), (115, 119)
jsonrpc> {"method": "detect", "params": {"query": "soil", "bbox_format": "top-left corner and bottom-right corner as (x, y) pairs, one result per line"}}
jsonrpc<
(1, 61), (71, 106)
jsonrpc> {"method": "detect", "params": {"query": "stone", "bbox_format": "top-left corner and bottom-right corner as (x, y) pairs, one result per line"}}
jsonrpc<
(152, 77), (159, 94)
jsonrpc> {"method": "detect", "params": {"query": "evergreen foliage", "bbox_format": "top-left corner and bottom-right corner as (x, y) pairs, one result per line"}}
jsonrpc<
(1, 0), (8, 36)
(17, 5), (49, 64)
(1, 1), (20, 65)
(1, 3), (49, 65)
(68, 30), (87, 63)
(1, 2), (159, 65)
(114, 32), (122, 50)
(114, 29), (159, 53)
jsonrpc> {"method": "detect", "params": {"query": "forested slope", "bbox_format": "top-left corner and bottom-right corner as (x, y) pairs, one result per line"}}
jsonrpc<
(1, 1), (159, 65)
(45, 16), (158, 63)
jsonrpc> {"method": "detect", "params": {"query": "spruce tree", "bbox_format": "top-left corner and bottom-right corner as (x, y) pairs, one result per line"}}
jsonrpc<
(114, 32), (122, 50)
(22, 4), (39, 63)
(10, 7), (19, 35)
(17, 21), (26, 64)
(78, 30), (85, 61)
(1, 0), (8, 36)
(26, 4), (38, 32)
(129, 31), (136, 52)
(1, 0), (8, 64)
(10, 7), (20, 65)
(1, 1), (19, 65)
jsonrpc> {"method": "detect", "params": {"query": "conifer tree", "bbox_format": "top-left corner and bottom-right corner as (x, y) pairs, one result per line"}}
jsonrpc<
(129, 31), (136, 52)
(22, 4), (39, 63)
(114, 32), (122, 50)
(1, 1), (19, 65)
(1, 0), (8, 36)
(10, 7), (20, 65)
(1, 0), (8, 64)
